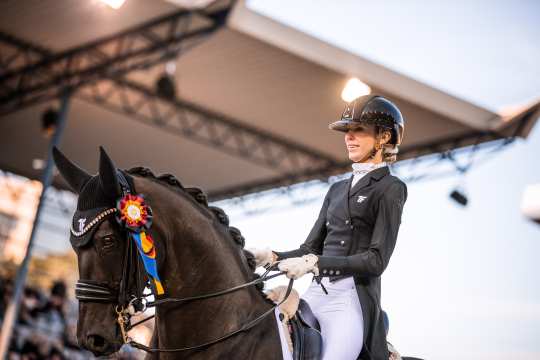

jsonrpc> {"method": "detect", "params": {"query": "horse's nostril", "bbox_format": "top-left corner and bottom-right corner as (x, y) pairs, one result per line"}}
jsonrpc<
(88, 334), (106, 348)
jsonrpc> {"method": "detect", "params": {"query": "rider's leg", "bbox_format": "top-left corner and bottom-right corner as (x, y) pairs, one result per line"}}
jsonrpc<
(302, 278), (363, 360)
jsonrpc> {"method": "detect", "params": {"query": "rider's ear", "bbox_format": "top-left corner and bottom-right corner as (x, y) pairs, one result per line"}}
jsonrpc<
(53, 146), (91, 194)
(98, 146), (122, 199)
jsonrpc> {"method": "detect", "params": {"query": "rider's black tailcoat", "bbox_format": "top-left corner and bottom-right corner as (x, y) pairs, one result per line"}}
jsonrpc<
(275, 166), (407, 360)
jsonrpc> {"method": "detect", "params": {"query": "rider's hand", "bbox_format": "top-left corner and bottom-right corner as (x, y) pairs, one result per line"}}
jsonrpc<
(278, 254), (319, 280)
(246, 247), (277, 268)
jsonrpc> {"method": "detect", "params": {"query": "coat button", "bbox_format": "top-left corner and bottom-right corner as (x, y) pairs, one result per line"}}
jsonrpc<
(340, 240), (345, 246)
(345, 219), (350, 224)
(335, 270), (341, 275)
(326, 221), (330, 226)
(322, 269), (328, 274)
(329, 270), (334, 275)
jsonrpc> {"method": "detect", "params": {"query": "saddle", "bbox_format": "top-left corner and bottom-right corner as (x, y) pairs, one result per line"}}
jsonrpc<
(290, 299), (323, 360)
(266, 286), (322, 360)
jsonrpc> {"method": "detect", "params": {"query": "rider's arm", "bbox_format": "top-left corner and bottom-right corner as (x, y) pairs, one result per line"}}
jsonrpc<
(273, 185), (333, 260)
(316, 181), (407, 277)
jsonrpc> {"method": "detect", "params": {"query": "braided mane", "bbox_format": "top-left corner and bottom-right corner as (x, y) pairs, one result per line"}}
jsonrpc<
(126, 167), (261, 287)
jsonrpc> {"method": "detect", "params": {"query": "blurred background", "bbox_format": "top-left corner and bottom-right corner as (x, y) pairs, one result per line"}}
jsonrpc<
(0, 0), (539, 359)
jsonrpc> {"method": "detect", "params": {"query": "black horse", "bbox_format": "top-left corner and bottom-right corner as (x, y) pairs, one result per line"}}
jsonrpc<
(53, 147), (286, 359)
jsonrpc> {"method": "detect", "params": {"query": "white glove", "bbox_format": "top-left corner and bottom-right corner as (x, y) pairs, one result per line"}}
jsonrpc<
(278, 254), (319, 279)
(247, 247), (276, 268)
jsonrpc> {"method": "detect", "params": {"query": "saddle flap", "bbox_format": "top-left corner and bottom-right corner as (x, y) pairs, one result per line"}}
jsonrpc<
(291, 316), (322, 360)
(296, 299), (320, 332)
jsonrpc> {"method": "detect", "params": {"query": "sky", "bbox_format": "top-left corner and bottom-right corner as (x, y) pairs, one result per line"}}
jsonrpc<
(248, 0), (540, 112)
(25, 1), (540, 359)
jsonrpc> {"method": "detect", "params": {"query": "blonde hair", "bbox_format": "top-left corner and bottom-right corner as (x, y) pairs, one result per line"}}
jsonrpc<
(382, 145), (399, 163)
(377, 126), (399, 163)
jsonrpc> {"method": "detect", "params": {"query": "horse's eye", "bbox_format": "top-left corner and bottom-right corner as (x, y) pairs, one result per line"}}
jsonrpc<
(101, 235), (116, 250)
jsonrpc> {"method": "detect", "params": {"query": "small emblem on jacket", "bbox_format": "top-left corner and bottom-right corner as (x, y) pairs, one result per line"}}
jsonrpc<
(78, 218), (87, 232)
(357, 195), (367, 204)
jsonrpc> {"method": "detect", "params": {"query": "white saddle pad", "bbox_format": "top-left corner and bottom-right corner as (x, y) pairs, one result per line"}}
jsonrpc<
(274, 307), (293, 360)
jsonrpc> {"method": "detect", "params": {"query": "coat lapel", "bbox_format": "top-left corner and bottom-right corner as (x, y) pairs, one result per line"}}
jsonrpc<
(348, 166), (389, 198)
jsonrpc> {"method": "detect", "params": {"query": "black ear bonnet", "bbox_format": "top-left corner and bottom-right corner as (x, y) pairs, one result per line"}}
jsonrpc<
(69, 172), (135, 248)
(53, 146), (135, 248)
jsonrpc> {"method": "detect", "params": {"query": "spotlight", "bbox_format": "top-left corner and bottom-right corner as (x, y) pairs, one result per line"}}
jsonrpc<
(32, 159), (45, 170)
(163, 0), (217, 9)
(156, 75), (176, 100)
(450, 188), (468, 207)
(521, 183), (540, 224)
(341, 78), (371, 103)
(155, 61), (177, 100)
(41, 107), (58, 138)
(100, 0), (126, 9)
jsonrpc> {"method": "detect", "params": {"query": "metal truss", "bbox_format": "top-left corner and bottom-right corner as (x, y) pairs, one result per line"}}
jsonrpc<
(207, 131), (505, 201)
(0, 21), (339, 193)
(0, 5), (231, 115)
(76, 78), (339, 174)
(209, 112), (535, 201)
(0, 33), (51, 72)
(213, 134), (520, 218)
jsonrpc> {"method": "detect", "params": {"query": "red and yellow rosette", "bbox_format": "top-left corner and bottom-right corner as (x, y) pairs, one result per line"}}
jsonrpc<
(116, 194), (163, 295)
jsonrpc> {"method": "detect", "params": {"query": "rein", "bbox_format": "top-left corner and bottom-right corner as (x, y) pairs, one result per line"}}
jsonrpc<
(77, 265), (293, 353)
(127, 268), (293, 353)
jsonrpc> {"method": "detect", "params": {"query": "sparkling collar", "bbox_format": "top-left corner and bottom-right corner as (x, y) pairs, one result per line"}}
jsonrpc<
(351, 162), (387, 175)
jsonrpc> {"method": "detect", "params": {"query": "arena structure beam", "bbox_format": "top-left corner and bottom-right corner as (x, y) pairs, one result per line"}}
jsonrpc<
(76, 78), (339, 174)
(0, 31), (341, 177)
(0, 91), (72, 358)
(0, 5), (231, 115)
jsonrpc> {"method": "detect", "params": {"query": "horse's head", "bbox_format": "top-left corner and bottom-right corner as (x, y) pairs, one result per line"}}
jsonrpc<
(54, 147), (264, 356)
(53, 147), (155, 356)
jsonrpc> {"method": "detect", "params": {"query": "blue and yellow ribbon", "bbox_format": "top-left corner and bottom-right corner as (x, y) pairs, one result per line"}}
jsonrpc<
(117, 194), (164, 295)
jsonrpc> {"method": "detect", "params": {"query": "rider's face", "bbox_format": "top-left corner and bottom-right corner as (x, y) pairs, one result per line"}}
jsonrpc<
(344, 124), (378, 163)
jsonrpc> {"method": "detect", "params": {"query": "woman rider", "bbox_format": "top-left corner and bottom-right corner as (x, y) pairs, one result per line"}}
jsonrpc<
(249, 94), (408, 360)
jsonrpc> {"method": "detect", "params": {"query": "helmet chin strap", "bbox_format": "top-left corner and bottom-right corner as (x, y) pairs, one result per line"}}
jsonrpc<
(356, 132), (383, 163)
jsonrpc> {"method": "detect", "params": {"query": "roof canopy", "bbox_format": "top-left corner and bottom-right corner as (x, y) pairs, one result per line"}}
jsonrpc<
(1, 0), (538, 199)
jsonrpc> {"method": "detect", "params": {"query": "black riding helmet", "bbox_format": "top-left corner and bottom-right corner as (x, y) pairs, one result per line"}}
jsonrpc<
(329, 94), (405, 146)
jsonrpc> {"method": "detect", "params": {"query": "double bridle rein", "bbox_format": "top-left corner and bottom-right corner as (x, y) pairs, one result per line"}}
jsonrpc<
(73, 171), (293, 353)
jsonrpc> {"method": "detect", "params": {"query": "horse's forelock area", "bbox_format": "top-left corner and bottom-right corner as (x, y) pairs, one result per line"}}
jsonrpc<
(126, 167), (267, 295)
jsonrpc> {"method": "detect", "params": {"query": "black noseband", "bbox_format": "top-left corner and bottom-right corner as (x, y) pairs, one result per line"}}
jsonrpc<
(76, 280), (118, 302)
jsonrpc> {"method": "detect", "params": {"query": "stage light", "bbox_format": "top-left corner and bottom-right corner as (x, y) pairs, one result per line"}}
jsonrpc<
(100, 0), (126, 9)
(341, 78), (371, 103)
(41, 107), (58, 138)
(155, 61), (177, 100)
(450, 188), (468, 207)
(163, 0), (217, 9)
(521, 183), (540, 224)
(32, 159), (45, 170)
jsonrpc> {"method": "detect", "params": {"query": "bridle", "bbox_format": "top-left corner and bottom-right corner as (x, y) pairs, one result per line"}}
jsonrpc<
(73, 171), (293, 353)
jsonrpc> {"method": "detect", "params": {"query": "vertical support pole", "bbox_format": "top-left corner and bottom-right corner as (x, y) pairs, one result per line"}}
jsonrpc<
(0, 90), (71, 358)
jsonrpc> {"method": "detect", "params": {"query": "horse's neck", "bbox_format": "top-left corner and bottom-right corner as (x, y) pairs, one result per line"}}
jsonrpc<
(154, 200), (272, 353)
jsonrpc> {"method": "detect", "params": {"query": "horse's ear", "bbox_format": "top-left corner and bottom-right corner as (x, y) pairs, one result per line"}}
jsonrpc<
(52, 146), (91, 194)
(98, 146), (121, 199)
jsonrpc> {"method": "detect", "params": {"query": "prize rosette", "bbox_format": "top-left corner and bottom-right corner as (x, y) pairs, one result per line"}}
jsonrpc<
(115, 193), (164, 295)
(116, 194), (153, 232)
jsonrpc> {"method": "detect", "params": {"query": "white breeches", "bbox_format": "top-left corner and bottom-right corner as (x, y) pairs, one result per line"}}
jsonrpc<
(301, 277), (364, 360)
